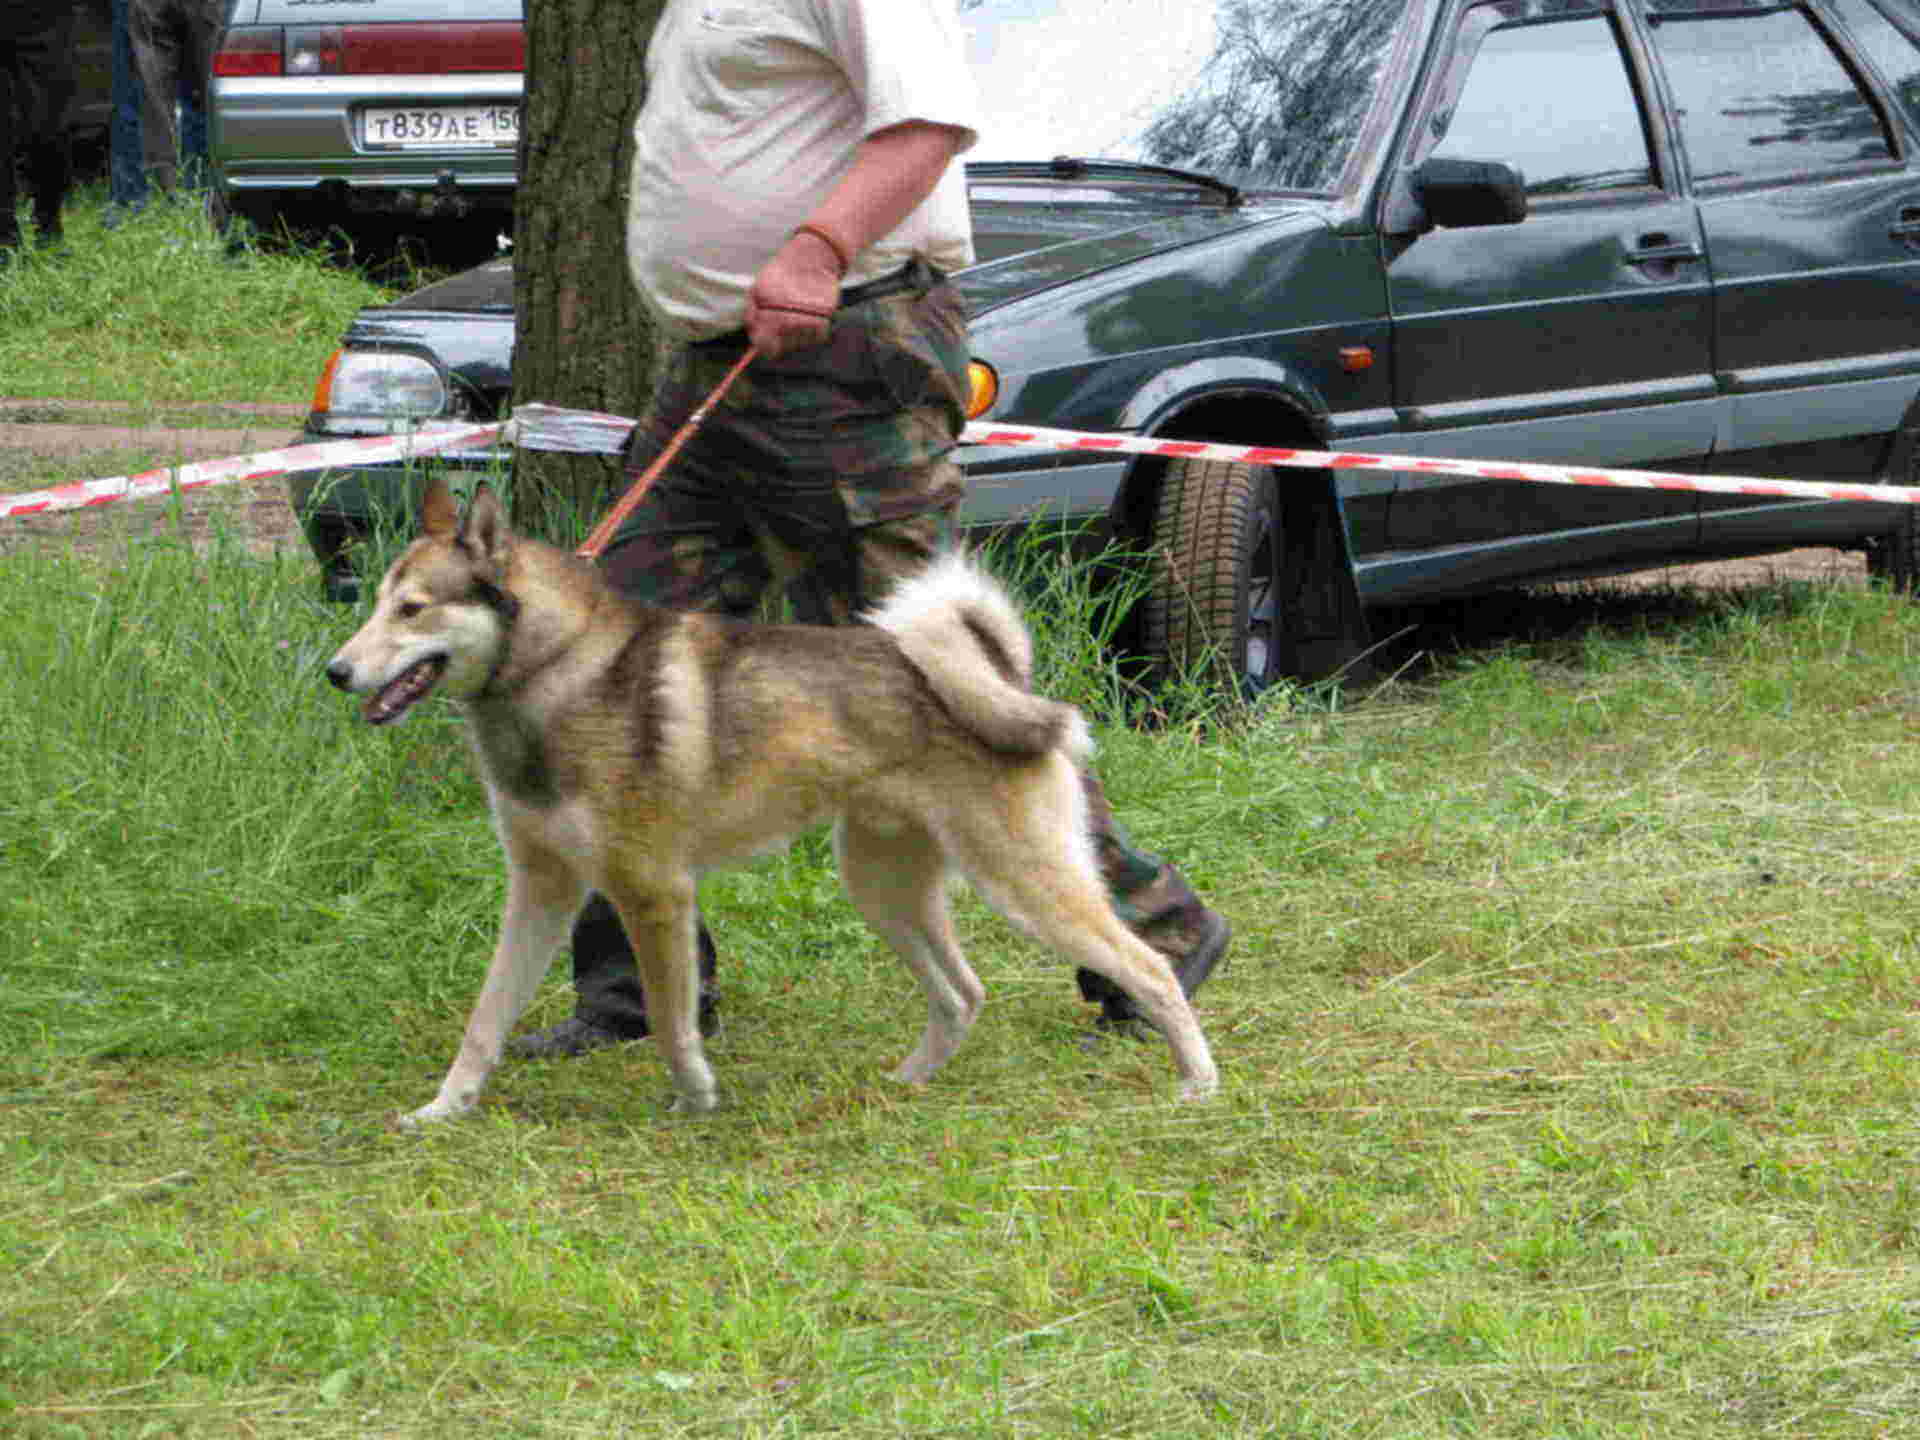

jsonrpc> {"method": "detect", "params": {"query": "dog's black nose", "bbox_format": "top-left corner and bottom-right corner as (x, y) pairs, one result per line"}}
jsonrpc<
(325, 660), (354, 692)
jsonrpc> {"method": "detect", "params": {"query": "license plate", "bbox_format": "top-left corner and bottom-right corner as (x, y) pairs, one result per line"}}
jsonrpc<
(362, 104), (519, 149)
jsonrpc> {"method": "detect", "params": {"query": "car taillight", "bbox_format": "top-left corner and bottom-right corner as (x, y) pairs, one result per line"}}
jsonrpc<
(215, 22), (524, 79)
(212, 26), (283, 78)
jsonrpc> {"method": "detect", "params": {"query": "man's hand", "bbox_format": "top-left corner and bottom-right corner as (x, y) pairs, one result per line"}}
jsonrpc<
(744, 122), (967, 360)
(747, 228), (845, 359)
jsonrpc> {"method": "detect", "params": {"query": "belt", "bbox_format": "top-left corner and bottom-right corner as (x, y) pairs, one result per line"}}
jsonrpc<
(839, 257), (946, 308)
(690, 259), (946, 350)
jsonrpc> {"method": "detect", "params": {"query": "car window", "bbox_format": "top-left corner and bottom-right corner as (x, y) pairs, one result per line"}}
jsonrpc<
(1431, 6), (1657, 196)
(960, 0), (1416, 194)
(1645, 0), (1895, 184)
(1827, 0), (1920, 136)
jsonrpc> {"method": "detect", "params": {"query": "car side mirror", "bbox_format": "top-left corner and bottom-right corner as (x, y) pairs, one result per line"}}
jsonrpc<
(1382, 156), (1529, 237)
(1414, 157), (1528, 228)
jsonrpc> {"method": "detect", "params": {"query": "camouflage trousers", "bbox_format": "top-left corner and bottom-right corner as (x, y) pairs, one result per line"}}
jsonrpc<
(600, 261), (972, 622)
(569, 269), (1213, 1029)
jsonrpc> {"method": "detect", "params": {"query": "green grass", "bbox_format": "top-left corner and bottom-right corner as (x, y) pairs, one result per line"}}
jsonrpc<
(6, 516), (1920, 1435)
(0, 186), (401, 411)
(7, 185), (1920, 1438)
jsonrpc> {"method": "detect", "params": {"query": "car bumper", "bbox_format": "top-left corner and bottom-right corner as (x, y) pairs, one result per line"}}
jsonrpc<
(212, 74), (520, 208)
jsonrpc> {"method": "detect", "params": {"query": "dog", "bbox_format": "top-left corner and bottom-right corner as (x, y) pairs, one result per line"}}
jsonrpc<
(326, 476), (1218, 1125)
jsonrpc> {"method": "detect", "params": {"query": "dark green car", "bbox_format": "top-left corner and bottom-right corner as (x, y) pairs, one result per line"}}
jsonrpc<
(294, 0), (1920, 691)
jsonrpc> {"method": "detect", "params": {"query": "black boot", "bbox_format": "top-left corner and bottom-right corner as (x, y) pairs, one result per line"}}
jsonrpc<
(1073, 771), (1230, 1035)
(1078, 904), (1232, 1036)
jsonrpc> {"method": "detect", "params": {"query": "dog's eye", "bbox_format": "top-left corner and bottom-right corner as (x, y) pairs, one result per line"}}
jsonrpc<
(396, 600), (427, 619)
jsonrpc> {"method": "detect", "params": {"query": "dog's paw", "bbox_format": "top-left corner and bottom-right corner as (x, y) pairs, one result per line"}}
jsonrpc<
(666, 1088), (721, 1116)
(395, 1098), (466, 1129)
(892, 1052), (954, 1086)
(1177, 1071), (1220, 1104)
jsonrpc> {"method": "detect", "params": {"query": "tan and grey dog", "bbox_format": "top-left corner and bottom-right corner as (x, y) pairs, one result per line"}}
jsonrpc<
(327, 477), (1218, 1126)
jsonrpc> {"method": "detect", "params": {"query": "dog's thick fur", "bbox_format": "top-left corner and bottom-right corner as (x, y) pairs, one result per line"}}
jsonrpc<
(327, 478), (1217, 1125)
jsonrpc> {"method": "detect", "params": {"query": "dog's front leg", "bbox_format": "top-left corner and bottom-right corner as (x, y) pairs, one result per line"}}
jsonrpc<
(604, 877), (718, 1115)
(402, 859), (583, 1127)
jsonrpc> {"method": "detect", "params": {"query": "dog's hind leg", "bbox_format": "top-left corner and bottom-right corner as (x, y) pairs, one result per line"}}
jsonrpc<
(1008, 872), (1218, 1101)
(602, 875), (720, 1114)
(1065, 913), (1219, 1102)
(838, 816), (985, 1085)
(946, 774), (1219, 1102)
(405, 854), (584, 1127)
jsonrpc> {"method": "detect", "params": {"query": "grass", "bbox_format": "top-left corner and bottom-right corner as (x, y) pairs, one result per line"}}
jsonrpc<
(5, 516), (1920, 1435)
(6, 186), (1920, 1437)
(0, 186), (403, 411)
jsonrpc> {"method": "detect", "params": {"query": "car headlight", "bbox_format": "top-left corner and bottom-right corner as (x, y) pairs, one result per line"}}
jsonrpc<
(312, 348), (449, 420)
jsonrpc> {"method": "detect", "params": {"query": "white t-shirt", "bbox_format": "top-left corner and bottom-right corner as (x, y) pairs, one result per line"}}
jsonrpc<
(627, 0), (981, 342)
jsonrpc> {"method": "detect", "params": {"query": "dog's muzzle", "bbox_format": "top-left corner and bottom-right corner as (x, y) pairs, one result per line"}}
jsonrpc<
(325, 653), (449, 725)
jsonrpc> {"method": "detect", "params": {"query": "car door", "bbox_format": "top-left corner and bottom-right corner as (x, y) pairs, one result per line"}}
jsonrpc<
(1637, 0), (1920, 549)
(1374, 0), (1716, 590)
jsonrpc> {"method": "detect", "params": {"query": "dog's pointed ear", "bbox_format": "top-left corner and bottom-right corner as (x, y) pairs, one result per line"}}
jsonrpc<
(420, 474), (458, 538)
(460, 482), (510, 563)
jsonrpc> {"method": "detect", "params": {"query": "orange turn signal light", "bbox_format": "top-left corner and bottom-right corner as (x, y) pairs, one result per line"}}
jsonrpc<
(1338, 345), (1375, 374)
(965, 360), (999, 420)
(311, 348), (343, 414)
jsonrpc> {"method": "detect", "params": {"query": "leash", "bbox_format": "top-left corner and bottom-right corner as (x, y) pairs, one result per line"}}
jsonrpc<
(574, 345), (758, 561)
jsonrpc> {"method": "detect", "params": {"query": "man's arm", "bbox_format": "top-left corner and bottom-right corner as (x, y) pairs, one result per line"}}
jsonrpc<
(747, 120), (968, 359)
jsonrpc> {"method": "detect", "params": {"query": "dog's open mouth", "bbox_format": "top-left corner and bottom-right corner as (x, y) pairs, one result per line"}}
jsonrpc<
(363, 655), (448, 726)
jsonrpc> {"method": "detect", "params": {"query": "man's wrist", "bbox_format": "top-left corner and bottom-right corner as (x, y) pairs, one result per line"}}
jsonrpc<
(792, 222), (852, 277)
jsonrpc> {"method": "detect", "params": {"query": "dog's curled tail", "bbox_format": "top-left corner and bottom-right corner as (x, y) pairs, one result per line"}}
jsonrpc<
(868, 552), (1092, 761)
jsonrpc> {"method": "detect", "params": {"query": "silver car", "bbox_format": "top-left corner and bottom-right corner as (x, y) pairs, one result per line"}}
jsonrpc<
(210, 0), (522, 236)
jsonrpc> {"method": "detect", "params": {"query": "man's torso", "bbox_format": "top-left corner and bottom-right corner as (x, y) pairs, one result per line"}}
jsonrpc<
(626, 0), (978, 342)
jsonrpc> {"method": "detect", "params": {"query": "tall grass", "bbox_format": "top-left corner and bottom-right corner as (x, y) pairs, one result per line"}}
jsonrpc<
(6, 507), (1920, 1435)
(0, 187), (402, 410)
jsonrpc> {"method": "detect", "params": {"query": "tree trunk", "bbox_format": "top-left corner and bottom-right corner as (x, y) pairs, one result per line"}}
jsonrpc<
(508, 0), (665, 537)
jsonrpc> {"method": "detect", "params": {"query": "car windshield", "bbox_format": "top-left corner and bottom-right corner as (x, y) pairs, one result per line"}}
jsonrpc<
(960, 0), (1417, 195)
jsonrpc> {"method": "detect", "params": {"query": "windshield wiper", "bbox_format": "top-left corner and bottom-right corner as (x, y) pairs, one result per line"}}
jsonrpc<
(966, 156), (1243, 208)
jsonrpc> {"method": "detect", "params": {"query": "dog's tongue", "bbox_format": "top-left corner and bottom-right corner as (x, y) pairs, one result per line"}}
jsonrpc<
(363, 657), (443, 725)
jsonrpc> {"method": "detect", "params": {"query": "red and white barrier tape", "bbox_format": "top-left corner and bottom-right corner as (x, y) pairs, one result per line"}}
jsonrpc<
(960, 421), (1920, 508)
(0, 422), (505, 522)
(4, 401), (1917, 525)
(509, 404), (1920, 508)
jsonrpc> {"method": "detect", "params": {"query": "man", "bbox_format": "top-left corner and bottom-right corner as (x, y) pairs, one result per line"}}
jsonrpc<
(509, 0), (1229, 1059)
(125, 0), (221, 197)
(0, 1), (79, 257)
(107, 0), (159, 220)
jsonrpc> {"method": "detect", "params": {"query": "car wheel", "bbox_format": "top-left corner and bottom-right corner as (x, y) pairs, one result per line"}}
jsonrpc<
(1143, 457), (1279, 696)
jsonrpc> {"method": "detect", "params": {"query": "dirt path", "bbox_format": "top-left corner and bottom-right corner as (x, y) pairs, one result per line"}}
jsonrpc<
(0, 405), (309, 560)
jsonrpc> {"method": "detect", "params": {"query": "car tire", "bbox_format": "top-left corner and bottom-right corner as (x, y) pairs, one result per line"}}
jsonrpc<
(1143, 457), (1279, 696)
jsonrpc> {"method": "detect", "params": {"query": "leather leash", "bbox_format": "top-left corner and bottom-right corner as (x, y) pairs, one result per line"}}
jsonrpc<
(574, 345), (758, 561)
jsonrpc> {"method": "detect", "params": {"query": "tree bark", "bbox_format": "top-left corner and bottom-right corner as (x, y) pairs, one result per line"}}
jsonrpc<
(508, 0), (665, 536)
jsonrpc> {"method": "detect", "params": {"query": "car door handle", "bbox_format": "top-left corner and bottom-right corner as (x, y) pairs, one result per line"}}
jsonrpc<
(1626, 233), (1703, 265)
(1890, 206), (1920, 243)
